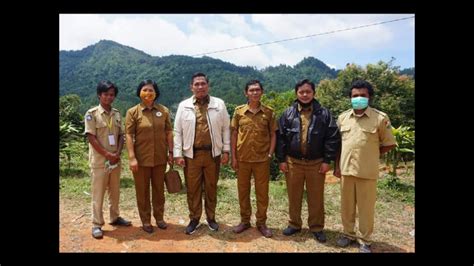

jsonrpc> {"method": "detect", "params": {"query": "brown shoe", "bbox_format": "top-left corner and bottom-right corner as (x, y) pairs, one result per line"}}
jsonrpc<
(257, 225), (273, 238)
(142, 224), (154, 234)
(233, 223), (251, 234)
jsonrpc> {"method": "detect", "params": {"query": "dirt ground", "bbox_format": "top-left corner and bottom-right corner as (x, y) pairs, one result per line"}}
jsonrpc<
(60, 174), (414, 253)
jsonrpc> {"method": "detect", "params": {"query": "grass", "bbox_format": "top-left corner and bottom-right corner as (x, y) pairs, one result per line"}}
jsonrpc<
(60, 146), (415, 252)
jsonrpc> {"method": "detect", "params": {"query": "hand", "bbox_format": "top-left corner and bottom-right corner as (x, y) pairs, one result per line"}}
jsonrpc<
(175, 157), (185, 167)
(279, 162), (288, 173)
(110, 156), (120, 165)
(333, 168), (341, 178)
(231, 158), (239, 171)
(105, 151), (118, 161)
(167, 153), (174, 166)
(319, 163), (330, 174)
(221, 152), (229, 165)
(129, 158), (138, 173)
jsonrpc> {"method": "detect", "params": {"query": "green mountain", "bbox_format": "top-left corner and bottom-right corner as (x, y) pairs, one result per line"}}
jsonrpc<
(60, 40), (337, 115)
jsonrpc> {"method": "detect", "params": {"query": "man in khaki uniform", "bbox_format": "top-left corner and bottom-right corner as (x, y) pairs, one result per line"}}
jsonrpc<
(334, 79), (396, 253)
(276, 79), (341, 243)
(84, 80), (131, 239)
(230, 80), (277, 238)
(174, 72), (230, 235)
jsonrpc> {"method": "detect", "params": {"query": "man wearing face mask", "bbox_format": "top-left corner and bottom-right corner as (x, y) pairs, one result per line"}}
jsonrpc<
(276, 79), (340, 243)
(334, 79), (397, 253)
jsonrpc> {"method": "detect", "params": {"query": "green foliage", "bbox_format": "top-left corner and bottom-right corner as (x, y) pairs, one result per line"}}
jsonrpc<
(316, 61), (415, 129)
(60, 40), (337, 116)
(60, 140), (88, 176)
(378, 174), (414, 204)
(384, 126), (415, 177)
(261, 90), (295, 117)
(60, 94), (87, 171)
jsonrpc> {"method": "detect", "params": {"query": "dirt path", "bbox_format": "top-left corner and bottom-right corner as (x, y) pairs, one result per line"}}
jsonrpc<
(60, 175), (413, 253)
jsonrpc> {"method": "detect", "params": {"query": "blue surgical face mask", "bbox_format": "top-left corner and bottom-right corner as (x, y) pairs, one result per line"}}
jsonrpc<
(351, 97), (369, 110)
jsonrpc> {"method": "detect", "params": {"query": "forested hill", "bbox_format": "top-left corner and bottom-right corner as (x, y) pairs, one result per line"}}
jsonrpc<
(59, 40), (338, 114)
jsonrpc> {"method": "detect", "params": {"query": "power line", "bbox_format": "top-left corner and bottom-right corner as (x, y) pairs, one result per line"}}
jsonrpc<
(191, 16), (414, 57)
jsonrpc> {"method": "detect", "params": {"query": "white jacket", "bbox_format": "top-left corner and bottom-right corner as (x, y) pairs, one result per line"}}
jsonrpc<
(173, 96), (230, 159)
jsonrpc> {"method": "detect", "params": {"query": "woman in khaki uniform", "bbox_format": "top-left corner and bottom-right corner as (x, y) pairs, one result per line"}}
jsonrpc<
(125, 80), (174, 234)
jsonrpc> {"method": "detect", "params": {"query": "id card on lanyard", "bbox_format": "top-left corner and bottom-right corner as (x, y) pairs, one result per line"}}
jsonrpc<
(107, 115), (116, 146)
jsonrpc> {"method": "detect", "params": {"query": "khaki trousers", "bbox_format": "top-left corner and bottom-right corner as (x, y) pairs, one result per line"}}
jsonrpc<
(91, 166), (120, 227)
(341, 175), (377, 245)
(285, 157), (325, 232)
(184, 151), (220, 221)
(132, 164), (166, 225)
(237, 160), (270, 226)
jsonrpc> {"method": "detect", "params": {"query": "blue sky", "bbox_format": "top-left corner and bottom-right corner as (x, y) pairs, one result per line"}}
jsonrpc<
(60, 14), (414, 70)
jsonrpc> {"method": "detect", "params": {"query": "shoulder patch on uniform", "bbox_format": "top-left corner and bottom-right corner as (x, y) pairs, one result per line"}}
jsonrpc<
(339, 109), (352, 119)
(372, 108), (388, 117)
(262, 104), (274, 111)
(385, 119), (391, 129)
(86, 114), (92, 121)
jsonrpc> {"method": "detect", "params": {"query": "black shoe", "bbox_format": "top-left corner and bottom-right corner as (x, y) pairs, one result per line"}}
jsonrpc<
(312, 231), (327, 243)
(157, 221), (168, 229)
(359, 244), (372, 253)
(110, 217), (132, 226)
(336, 236), (357, 247)
(282, 226), (301, 236)
(142, 224), (154, 234)
(185, 219), (200, 235)
(92, 227), (103, 239)
(207, 219), (219, 231)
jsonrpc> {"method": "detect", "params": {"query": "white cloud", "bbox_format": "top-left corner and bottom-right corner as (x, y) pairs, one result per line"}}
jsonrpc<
(251, 14), (395, 49)
(60, 14), (414, 69)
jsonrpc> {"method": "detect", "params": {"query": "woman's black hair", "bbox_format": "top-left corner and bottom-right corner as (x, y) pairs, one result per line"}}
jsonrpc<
(136, 79), (160, 101)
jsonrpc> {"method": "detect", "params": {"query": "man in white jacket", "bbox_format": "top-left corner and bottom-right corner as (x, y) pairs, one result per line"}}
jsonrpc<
(174, 72), (230, 235)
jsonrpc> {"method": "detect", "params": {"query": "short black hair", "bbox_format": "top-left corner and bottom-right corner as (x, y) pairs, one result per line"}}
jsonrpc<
(294, 79), (315, 93)
(349, 79), (374, 97)
(97, 80), (118, 96)
(136, 79), (160, 101)
(245, 80), (264, 92)
(191, 72), (209, 85)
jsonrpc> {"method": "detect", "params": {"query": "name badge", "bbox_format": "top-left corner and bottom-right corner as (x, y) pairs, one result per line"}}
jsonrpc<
(108, 134), (116, 146)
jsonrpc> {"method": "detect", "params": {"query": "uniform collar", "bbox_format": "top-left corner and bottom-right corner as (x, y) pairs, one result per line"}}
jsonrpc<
(351, 106), (372, 118)
(140, 102), (158, 111)
(98, 104), (114, 115)
(243, 102), (262, 114)
(193, 95), (210, 105)
(297, 103), (313, 112)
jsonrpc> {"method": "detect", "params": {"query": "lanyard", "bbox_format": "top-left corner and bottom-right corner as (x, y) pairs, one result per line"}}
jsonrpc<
(106, 114), (113, 132)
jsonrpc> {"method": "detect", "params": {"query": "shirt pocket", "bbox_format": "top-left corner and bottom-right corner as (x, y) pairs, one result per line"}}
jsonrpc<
(340, 126), (351, 140)
(360, 126), (378, 143)
(183, 110), (195, 121)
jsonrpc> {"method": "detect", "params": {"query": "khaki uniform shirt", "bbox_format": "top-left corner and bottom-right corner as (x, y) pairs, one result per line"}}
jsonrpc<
(193, 95), (212, 148)
(84, 105), (123, 168)
(125, 103), (172, 167)
(231, 103), (278, 162)
(338, 107), (397, 179)
(298, 104), (313, 156)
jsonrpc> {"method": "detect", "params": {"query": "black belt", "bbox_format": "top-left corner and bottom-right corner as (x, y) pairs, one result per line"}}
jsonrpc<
(193, 145), (212, 151)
